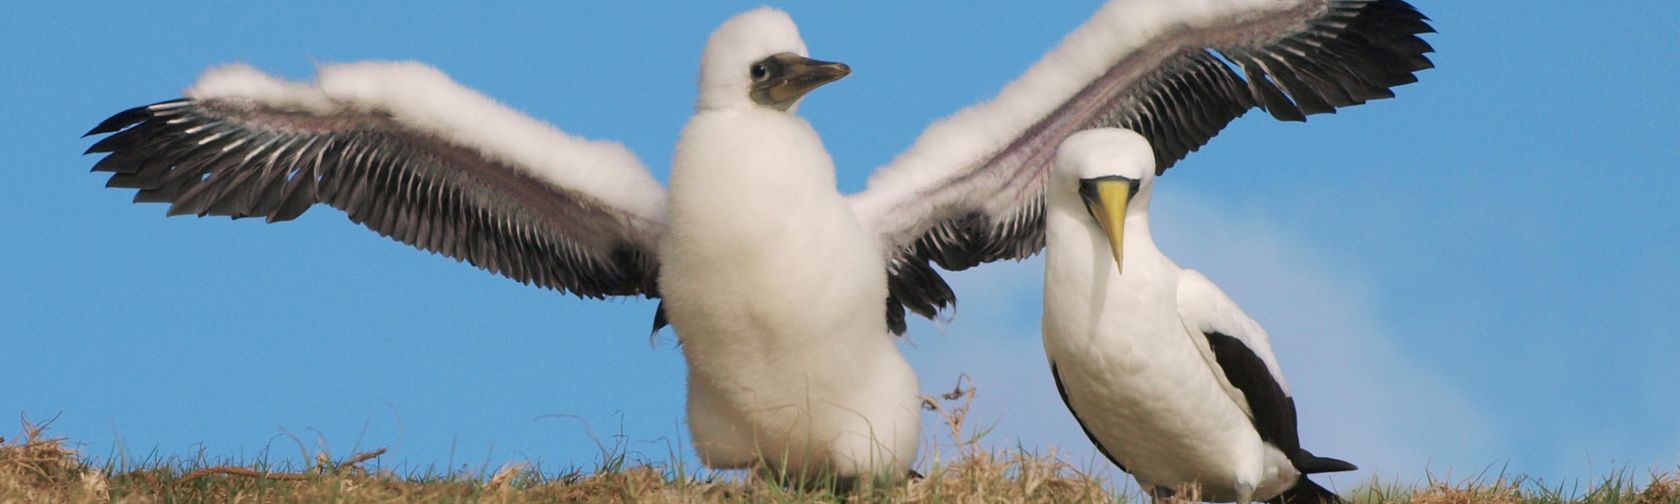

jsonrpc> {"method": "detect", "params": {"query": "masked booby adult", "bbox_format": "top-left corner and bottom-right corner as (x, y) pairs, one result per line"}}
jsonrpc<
(80, 1), (1430, 479)
(1045, 128), (1353, 503)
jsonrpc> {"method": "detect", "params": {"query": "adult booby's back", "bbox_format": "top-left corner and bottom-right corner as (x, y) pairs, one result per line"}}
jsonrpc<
(79, 1), (1430, 479)
(1044, 128), (1353, 503)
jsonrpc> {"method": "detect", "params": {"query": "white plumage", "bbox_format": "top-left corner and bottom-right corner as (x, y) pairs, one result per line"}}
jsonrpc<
(658, 8), (919, 476)
(187, 62), (665, 221)
(81, 1), (1430, 482)
(855, 0), (1314, 222)
(1043, 128), (1352, 503)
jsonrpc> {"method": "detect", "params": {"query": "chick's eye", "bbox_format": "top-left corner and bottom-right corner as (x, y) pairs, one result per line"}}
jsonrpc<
(750, 63), (769, 82)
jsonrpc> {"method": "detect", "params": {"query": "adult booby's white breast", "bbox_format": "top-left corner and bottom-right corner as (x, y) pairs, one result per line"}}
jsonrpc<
(1044, 128), (1354, 503)
(81, 0), (1431, 479)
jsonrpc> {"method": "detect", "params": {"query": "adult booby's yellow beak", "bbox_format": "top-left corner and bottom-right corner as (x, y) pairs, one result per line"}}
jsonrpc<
(749, 53), (851, 111)
(1078, 176), (1138, 274)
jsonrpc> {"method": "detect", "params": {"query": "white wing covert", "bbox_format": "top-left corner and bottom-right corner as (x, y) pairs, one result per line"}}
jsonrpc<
(1176, 268), (1348, 472)
(851, 0), (1432, 333)
(84, 62), (666, 299)
(1175, 269), (1287, 399)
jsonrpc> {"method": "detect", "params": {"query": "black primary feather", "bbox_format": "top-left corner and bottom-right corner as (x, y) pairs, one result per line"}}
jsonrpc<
(83, 99), (663, 300)
(877, 0), (1434, 331)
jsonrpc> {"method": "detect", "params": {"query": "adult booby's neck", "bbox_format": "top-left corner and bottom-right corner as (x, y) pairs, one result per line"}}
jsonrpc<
(1044, 183), (1165, 281)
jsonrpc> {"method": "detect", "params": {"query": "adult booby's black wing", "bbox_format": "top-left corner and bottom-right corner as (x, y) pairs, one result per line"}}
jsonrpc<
(1176, 269), (1356, 478)
(850, 0), (1433, 333)
(84, 62), (666, 299)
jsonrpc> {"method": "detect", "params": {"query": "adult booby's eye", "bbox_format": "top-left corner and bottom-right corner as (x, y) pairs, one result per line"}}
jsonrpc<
(750, 63), (770, 82)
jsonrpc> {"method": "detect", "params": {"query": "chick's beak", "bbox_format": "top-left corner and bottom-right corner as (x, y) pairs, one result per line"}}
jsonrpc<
(751, 53), (850, 110)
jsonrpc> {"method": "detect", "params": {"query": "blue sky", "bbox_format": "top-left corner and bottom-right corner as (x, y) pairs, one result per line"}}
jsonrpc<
(3, 0), (1676, 492)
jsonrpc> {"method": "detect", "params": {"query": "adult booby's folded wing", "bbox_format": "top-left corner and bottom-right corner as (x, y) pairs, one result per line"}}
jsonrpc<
(1176, 269), (1355, 475)
(850, 0), (1433, 332)
(85, 62), (667, 299)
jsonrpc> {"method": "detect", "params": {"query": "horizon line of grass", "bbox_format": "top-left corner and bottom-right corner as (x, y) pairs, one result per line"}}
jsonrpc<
(6, 382), (1677, 502)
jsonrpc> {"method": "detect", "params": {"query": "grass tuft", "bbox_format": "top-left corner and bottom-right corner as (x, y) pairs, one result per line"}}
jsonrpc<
(1346, 469), (1680, 504)
(0, 414), (109, 502)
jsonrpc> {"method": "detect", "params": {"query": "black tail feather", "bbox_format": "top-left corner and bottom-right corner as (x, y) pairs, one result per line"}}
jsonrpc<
(1268, 477), (1343, 504)
(1295, 449), (1358, 474)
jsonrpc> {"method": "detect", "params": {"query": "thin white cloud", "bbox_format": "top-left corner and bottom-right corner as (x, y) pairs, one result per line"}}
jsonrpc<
(904, 185), (1503, 491)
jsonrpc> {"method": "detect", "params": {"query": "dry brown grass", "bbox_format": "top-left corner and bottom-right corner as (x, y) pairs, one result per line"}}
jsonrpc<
(0, 426), (1115, 502)
(5, 388), (1676, 503)
(1345, 470), (1680, 504)
(0, 415), (110, 502)
(0, 381), (1125, 503)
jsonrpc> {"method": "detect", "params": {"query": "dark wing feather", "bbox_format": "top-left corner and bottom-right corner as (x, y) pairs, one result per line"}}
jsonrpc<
(854, 0), (1433, 333)
(1106, 0), (1435, 170)
(1203, 331), (1354, 476)
(1203, 332), (1305, 463)
(1178, 267), (1356, 475)
(1269, 477), (1345, 504)
(85, 98), (663, 299)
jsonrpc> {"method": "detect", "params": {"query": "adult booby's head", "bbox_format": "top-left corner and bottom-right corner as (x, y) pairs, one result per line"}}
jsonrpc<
(1053, 128), (1154, 273)
(697, 7), (850, 113)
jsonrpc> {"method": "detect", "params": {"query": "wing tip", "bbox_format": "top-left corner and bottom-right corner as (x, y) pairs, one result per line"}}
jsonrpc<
(83, 99), (191, 139)
(1238, 0), (1436, 123)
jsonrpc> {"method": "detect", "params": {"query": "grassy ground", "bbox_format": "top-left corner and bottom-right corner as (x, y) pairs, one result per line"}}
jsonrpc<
(4, 419), (1677, 503)
(2, 415), (1120, 502)
(6, 387), (1676, 503)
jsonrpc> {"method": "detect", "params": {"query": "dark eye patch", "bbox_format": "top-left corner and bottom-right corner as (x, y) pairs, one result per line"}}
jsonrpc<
(749, 56), (783, 83)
